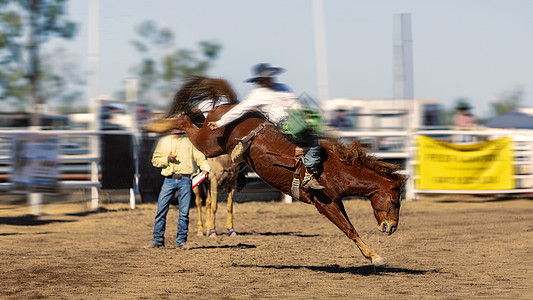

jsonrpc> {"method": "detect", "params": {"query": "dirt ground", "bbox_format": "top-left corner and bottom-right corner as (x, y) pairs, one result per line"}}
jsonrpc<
(1, 194), (532, 299)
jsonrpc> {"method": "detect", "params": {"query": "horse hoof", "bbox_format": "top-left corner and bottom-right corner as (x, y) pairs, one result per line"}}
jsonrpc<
(197, 231), (204, 237)
(372, 257), (387, 267)
(228, 229), (237, 237)
(207, 229), (217, 237)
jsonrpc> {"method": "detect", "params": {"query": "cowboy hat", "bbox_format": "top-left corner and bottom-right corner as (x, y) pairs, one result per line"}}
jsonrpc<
(245, 63), (285, 83)
(456, 103), (472, 110)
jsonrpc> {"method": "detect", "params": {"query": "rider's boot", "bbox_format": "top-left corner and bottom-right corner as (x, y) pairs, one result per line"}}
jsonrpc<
(302, 170), (325, 190)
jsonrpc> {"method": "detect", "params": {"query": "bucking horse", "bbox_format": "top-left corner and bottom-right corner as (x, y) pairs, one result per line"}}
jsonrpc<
(147, 76), (407, 266)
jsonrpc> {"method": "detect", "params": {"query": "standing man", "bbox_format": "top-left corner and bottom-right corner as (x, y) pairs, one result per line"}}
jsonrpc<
(454, 103), (477, 129)
(453, 102), (477, 143)
(206, 63), (324, 190)
(148, 129), (210, 249)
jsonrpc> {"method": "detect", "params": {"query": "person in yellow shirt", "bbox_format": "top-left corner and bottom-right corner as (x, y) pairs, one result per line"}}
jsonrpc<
(148, 129), (210, 249)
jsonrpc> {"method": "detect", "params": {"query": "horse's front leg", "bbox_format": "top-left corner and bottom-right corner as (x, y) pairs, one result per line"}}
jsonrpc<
(312, 196), (387, 266)
(193, 185), (204, 236)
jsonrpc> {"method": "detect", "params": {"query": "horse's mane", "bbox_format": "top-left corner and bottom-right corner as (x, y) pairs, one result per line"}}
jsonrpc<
(330, 139), (405, 182)
(261, 123), (405, 183)
(166, 76), (238, 118)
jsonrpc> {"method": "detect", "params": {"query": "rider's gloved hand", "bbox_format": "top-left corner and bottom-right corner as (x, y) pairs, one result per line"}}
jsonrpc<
(207, 122), (218, 131)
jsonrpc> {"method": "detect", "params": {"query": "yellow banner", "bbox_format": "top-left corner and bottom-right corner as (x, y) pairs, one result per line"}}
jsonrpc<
(416, 136), (514, 190)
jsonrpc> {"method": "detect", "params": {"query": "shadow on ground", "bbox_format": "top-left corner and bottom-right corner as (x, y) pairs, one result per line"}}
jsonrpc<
(233, 263), (442, 276)
(193, 243), (256, 250)
(0, 215), (75, 226)
(237, 231), (319, 238)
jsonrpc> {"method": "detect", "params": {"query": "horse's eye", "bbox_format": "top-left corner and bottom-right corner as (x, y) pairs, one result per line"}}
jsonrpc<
(391, 195), (402, 206)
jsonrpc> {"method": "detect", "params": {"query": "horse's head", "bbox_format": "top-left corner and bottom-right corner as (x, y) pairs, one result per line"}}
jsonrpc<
(369, 176), (406, 235)
(327, 140), (408, 235)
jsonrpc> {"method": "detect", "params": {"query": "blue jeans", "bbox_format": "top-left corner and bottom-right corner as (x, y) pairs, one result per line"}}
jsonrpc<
(152, 176), (192, 246)
(303, 134), (321, 171)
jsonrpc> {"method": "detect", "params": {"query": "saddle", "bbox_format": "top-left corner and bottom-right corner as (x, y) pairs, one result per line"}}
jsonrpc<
(230, 123), (266, 163)
(230, 122), (306, 200)
(266, 147), (304, 200)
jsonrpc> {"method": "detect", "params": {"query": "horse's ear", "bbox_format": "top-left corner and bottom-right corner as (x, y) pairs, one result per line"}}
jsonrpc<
(387, 173), (408, 186)
(397, 175), (408, 187)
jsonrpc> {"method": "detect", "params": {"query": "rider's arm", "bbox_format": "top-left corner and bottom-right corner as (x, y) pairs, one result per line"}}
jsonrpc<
(214, 89), (264, 128)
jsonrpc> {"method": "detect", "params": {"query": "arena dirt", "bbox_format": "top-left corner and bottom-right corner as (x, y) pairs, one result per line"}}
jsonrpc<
(1, 195), (532, 299)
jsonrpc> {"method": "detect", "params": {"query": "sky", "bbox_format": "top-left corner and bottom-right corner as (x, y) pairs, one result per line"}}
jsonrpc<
(51, 0), (533, 118)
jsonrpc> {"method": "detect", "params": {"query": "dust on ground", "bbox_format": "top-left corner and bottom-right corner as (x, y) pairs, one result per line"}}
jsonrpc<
(1, 194), (532, 299)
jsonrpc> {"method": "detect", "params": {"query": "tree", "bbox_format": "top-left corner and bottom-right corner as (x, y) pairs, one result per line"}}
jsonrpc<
(489, 86), (523, 117)
(40, 48), (85, 113)
(0, 0), (77, 125)
(127, 20), (221, 109)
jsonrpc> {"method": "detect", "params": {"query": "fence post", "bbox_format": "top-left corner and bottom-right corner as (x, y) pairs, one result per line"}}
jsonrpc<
(405, 130), (416, 200)
(126, 78), (139, 209)
(90, 97), (100, 209)
(129, 188), (136, 209)
(28, 193), (42, 215)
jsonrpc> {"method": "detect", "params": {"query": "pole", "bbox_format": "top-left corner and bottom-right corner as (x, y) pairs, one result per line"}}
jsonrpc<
(126, 78), (139, 209)
(88, 0), (100, 209)
(88, 0), (99, 100)
(393, 13), (414, 99)
(313, 0), (330, 103)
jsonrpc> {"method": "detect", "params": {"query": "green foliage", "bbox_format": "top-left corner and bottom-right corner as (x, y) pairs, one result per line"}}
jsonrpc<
(489, 87), (523, 118)
(40, 49), (85, 112)
(0, 0), (79, 113)
(199, 41), (221, 60)
(128, 20), (221, 108)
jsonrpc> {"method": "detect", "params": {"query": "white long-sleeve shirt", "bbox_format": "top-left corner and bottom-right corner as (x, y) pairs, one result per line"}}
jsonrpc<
(197, 98), (230, 117)
(214, 87), (301, 128)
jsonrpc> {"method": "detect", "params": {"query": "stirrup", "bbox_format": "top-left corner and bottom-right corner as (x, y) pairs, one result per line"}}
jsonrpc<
(302, 173), (325, 190)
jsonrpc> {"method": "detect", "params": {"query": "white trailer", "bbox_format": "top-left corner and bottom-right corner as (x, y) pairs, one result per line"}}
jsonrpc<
(321, 98), (442, 131)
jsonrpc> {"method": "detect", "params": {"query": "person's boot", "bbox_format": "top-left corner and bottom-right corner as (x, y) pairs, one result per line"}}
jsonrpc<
(302, 171), (325, 190)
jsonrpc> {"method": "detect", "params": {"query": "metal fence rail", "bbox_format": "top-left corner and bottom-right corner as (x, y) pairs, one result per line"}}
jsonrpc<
(2, 127), (532, 214)
(337, 128), (533, 200)
(0, 128), (137, 213)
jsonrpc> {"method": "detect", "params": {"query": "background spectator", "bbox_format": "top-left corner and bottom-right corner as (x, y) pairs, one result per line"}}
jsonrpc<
(328, 109), (353, 129)
(453, 103), (476, 129)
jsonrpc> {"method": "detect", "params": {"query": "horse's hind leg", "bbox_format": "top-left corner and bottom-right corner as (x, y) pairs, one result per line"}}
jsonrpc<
(226, 188), (236, 237)
(194, 186), (204, 236)
(206, 179), (218, 237)
(312, 197), (387, 266)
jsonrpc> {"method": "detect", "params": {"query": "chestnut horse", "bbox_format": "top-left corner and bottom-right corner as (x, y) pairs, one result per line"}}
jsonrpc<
(149, 77), (407, 266)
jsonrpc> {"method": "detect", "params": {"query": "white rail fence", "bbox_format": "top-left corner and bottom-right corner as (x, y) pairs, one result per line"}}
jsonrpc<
(0, 129), (138, 214)
(2, 127), (531, 214)
(338, 128), (533, 200)
(0, 95), (141, 215)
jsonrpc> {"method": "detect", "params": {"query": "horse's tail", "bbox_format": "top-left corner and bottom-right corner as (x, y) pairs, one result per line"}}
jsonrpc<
(143, 118), (176, 134)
